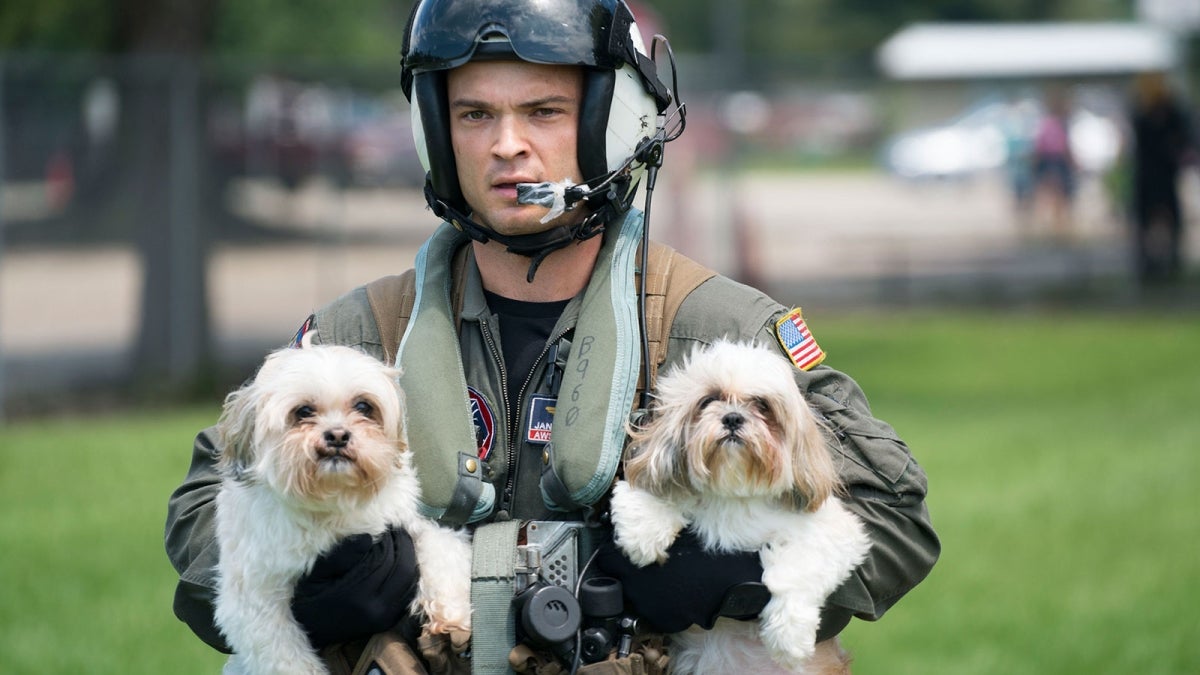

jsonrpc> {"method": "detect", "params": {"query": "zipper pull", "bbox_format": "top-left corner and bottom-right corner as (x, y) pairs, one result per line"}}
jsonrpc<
(549, 336), (571, 393)
(543, 341), (560, 392)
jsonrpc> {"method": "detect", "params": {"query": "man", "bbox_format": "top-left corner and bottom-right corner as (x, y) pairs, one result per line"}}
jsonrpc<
(165, 1), (939, 672)
(1131, 71), (1194, 284)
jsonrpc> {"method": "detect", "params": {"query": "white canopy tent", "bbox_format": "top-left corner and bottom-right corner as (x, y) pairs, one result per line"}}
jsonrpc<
(877, 22), (1180, 81)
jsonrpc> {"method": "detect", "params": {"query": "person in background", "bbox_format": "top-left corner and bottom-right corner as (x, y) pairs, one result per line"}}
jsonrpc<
(1032, 88), (1077, 237)
(1002, 97), (1039, 226)
(1130, 71), (1195, 284)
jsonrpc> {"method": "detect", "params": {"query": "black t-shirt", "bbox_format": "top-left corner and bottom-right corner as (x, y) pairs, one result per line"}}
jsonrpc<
(483, 290), (569, 407)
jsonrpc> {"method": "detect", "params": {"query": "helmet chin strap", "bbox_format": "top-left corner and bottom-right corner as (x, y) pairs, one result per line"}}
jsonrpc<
(422, 179), (616, 283)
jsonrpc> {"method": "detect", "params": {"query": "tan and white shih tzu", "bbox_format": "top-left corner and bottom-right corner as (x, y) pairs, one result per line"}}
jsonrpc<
(610, 340), (871, 675)
(212, 341), (472, 675)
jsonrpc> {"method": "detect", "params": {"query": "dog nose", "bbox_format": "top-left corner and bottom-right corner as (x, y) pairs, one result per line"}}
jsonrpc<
(721, 412), (744, 432)
(324, 427), (351, 448)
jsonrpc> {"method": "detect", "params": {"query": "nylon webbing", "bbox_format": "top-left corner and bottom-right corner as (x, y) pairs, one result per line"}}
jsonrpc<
(470, 520), (521, 675)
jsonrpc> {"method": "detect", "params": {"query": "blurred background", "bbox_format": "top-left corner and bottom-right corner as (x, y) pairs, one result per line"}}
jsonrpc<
(0, 0), (1196, 414)
(2, 3), (1199, 674)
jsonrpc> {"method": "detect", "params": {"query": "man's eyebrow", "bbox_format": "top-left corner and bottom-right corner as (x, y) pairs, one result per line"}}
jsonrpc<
(450, 97), (492, 110)
(519, 95), (577, 108)
(449, 95), (577, 110)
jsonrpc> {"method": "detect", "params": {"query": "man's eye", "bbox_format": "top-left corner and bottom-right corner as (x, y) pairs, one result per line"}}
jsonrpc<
(353, 400), (374, 417)
(294, 405), (315, 420)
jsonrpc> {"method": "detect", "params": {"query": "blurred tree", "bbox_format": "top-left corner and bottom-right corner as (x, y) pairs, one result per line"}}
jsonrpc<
(0, 0), (115, 51)
(0, 0), (411, 60)
(211, 0), (413, 65)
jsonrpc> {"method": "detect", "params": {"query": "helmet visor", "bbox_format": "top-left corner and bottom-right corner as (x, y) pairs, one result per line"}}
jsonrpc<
(405, 0), (631, 74)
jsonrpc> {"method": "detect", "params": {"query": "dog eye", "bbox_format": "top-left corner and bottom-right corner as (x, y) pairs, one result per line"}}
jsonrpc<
(752, 397), (770, 414)
(353, 400), (375, 417)
(698, 395), (718, 409)
(294, 405), (315, 420)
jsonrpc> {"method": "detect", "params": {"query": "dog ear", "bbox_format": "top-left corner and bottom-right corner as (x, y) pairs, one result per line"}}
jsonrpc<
(216, 384), (260, 479)
(787, 398), (840, 512)
(376, 363), (408, 454)
(623, 404), (690, 495)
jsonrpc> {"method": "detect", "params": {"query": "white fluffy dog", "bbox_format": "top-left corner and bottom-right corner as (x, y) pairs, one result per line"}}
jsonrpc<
(213, 342), (472, 675)
(610, 340), (871, 674)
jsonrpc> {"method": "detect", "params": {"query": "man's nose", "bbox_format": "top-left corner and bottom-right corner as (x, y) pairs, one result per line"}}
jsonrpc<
(492, 117), (530, 159)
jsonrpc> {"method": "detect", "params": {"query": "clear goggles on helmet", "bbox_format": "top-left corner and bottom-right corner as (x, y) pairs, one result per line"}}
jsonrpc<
(403, 0), (635, 75)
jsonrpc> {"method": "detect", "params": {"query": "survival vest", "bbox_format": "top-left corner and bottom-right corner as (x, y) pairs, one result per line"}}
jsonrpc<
(365, 214), (714, 526)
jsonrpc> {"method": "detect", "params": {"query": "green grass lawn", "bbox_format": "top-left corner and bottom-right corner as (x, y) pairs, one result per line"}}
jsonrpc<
(2, 310), (1197, 674)
(830, 311), (1200, 674)
(0, 406), (229, 674)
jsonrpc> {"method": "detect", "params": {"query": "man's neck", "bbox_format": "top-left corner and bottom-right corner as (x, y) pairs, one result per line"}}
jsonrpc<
(473, 236), (602, 302)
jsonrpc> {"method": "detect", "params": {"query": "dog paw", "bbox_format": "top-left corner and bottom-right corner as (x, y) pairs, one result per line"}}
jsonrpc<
(759, 600), (819, 670)
(618, 536), (671, 567)
(410, 525), (473, 636)
(425, 614), (471, 636)
(416, 590), (472, 636)
(610, 482), (684, 567)
(767, 642), (815, 674)
(612, 522), (674, 566)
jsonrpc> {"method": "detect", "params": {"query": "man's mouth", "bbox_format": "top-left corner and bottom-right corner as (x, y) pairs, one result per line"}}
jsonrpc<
(492, 177), (536, 199)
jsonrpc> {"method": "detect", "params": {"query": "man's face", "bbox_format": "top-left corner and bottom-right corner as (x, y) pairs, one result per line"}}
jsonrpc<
(446, 60), (585, 237)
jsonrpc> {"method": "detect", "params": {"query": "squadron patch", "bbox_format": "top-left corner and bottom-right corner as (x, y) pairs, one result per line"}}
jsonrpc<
(467, 387), (496, 461)
(774, 308), (826, 371)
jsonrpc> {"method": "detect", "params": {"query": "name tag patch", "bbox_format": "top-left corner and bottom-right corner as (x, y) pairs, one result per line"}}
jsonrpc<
(526, 395), (556, 445)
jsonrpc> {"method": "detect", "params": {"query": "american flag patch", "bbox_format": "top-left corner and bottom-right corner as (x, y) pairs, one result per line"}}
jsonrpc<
(774, 308), (826, 371)
(291, 314), (315, 348)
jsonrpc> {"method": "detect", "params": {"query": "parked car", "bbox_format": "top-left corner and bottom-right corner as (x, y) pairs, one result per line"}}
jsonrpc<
(881, 93), (1122, 180)
(336, 111), (427, 188)
(211, 78), (426, 190)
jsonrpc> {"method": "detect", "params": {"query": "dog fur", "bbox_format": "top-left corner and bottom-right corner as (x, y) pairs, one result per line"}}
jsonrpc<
(610, 340), (870, 674)
(212, 342), (471, 675)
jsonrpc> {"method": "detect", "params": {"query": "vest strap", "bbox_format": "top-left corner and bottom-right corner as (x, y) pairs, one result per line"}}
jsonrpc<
(365, 271), (415, 367)
(537, 442), (574, 514)
(536, 210), (645, 512)
(469, 520), (522, 675)
(638, 243), (717, 395)
(399, 223), (495, 524)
